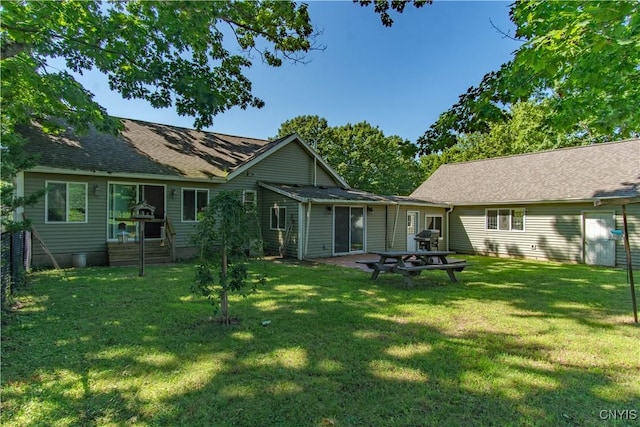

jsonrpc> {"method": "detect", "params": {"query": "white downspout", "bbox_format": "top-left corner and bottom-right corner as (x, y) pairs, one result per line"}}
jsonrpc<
(390, 204), (400, 249)
(297, 202), (304, 259)
(304, 200), (312, 258)
(446, 205), (455, 251)
(313, 139), (317, 187)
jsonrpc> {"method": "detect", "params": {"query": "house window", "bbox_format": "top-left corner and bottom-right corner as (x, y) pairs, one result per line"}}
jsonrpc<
(425, 215), (443, 233)
(486, 208), (525, 231)
(46, 181), (87, 223)
(511, 209), (525, 231)
(243, 190), (257, 206)
(271, 206), (286, 230)
(182, 189), (209, 221)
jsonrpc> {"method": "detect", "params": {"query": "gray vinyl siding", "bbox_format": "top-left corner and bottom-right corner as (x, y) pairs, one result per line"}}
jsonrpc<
(450, 204), (587, 263)
(301, 204), (334, 259)
(260, 189), (300, 258)
(299, 204), (446, 258)
(245, 142), (338, 187)
(449, 202), (640, 268)
(384, 206), (448, 252)
(22, 140), (343, 266)
(170, 183), (219, 249)
(385, 205), (406, 252)
(24, 172), (110, 266)
(365, 205), (387, 252)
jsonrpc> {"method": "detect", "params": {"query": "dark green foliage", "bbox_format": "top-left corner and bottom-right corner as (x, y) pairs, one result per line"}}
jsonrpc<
(1, 0), (317, 229)
(1, 1), (316, 130)
(191, 190), (265, 324)
(357, 0), (432, 27)
(276, 115), (425, 195)
(417, 1), (640, 157)
(419, 101), (587, 177)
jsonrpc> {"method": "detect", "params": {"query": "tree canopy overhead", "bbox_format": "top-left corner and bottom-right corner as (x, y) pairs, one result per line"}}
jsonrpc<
(1, 0), (318, 135)
(418, 0), (640, 155)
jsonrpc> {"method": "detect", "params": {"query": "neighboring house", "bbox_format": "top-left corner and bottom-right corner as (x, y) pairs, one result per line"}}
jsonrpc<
(411, 139), (640, 269)
(17, 118), (447, 267)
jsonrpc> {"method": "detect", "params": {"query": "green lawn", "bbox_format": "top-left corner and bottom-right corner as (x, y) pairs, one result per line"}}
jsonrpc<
(1, 256), (639, 426)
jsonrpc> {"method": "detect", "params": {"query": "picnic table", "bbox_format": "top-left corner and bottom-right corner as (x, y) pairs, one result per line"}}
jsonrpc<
(357, 250), (470, 287)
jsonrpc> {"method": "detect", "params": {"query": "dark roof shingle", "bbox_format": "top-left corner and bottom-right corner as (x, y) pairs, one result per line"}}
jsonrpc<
(411, 139), (640, 204)
(260, 183), (446, 206)
(22, 118), (280, 179)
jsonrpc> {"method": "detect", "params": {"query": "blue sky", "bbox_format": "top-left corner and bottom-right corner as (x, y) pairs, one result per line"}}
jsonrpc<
(65, 1), (521, 143)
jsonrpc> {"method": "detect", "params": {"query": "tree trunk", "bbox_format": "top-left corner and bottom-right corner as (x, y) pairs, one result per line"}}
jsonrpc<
(220, 250), (230, 325)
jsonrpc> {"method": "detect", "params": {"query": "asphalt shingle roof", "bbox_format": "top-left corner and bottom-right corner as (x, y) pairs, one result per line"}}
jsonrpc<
(411, 139), (640, 204)
(21, 118), (281, 179)
(261, 183), (445, 206)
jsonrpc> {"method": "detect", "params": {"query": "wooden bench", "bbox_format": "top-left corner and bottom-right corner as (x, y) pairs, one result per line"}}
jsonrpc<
(409, 257), (466, 267)
(355, 260), (397, 279)
(355, 260), (396, 267)
(396, 262), (471, 286)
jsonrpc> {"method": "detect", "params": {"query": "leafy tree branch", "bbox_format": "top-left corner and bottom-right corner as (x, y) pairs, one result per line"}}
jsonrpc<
(417, 0), (640, 156)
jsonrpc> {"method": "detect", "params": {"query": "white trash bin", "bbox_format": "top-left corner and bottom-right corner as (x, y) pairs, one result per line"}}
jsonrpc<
(72, 253), (87, 268)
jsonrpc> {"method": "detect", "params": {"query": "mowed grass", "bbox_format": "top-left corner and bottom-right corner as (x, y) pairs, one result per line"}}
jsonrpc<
(1, 256), (639, 426)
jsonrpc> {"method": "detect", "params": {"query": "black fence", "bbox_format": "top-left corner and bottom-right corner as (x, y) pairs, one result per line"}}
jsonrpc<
(1, 231), (29, 307)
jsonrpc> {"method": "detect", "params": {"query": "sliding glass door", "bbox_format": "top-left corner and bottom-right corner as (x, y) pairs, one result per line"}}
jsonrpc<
(108, 183), (165, 240)
(334, 206), (364, 254)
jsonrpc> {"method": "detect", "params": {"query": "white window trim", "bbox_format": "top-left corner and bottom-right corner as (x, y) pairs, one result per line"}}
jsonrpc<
(424, 214), (443, 232)
(181, 188), (209, 222)
(485, 208), (526, 232)
(270, 206), (286, 230)
(45, 181), (88, 224)
(332, 205), (367, 255)
(243, 190), (257, 205)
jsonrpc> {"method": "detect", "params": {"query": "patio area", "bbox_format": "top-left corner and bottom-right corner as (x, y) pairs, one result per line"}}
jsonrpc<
(309, 253), (381, 271)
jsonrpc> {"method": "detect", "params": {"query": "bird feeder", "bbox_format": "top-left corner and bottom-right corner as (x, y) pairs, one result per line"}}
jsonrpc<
(130, 200), (156, 219)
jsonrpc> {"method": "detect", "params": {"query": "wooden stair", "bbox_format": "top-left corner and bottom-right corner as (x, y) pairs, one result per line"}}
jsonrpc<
(107, 241), (173, 266)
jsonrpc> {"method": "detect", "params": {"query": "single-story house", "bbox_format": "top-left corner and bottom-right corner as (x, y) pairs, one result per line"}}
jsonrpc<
(17, 118), (448, 267)
(411, 139), (640, 269)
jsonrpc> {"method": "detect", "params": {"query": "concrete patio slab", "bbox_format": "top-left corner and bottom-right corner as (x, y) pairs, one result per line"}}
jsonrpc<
(309, 253), (380, 272)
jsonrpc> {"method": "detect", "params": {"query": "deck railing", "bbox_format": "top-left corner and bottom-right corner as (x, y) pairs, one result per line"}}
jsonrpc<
(162, 216), (177, 262)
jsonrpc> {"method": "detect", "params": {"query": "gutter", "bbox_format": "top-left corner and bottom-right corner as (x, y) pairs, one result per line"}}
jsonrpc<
(257, 183), (448, 208)
(446, 197), (634, 206)
(28, 166), (227, 184)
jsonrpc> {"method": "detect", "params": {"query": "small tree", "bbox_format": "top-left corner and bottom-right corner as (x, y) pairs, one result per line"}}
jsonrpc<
(191, 190), (265, 325)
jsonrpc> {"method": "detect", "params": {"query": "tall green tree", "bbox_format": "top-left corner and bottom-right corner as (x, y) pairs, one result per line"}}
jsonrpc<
(276, 116), (424, 195)
(1, 0), (317, 228)
(1, 1), (316, 132)
(276, 115), (334, 149)
(509, 0), (640, 137)
(418, 0), (640, 155)
(419, 101), (580, 177)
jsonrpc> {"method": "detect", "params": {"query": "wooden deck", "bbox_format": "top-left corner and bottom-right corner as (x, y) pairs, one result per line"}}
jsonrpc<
(107, 241), (173, 266)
